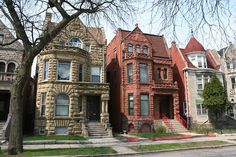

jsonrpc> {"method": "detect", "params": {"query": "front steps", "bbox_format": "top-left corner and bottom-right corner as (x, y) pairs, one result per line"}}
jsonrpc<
(87, 122), (110, 138)
(0, 121), (5, 140)
(164, 119), (188, 133)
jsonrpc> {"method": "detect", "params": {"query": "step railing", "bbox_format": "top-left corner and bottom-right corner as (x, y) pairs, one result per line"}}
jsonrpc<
(161, 113), (175, 132)
(176, 114), (187, 128)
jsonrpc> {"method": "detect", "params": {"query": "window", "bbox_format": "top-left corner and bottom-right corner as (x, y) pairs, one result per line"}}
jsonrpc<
(0, 62), (5, 72)
(0, 34), (4, 44)
(196, 104), (207, 115)
(163, 68), (168, 80)
(127, 64), (133, 83)
(135, 45), (141, 53)
(57, 61), (70, 80)
(91, 66), (100, 83)
(114, 48), (117, 60)
(41, 93), (46, 116)
(44, 60), (49, 80)
(231, 77), (236, 89)
(140, 64), (148, 83)
(197, 74), (211, 90)
(197, 56), (203, 68)
(140, 94), (149, 116)
(128, 43), (133, 53)
(157, 68), (161, 79)
(55, 127), (68, 135)
(143, 46), (148, 54)
(78, 96), (82, 112)
(78, 64), (83, 81)
(68, 37), (81, 48)
(128, 94), (134, 115)
(55, 94), (69, 116)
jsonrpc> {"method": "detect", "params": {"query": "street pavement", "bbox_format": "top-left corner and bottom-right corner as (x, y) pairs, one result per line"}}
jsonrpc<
(1, 133), (236, 156)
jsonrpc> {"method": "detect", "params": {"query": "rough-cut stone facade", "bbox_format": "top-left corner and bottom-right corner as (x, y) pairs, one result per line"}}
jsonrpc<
(0, 20), (23, 122)
(106, 25), (179, 132)
(217, 43), (236, 119)
(34, 14), (110, 135)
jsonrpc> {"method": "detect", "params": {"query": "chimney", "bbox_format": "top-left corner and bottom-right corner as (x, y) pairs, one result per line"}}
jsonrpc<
(171, 41), (176, 47)
(42, 12), (52, 32)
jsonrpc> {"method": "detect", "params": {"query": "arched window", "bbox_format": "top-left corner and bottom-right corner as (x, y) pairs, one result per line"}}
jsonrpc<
(143, 45), (148, 54)
(68, 37), (82, 48)
(55, 94), (69, 116)
(7, 63), (16, 73)
(135, 44), (141, 53)
(0, 62), (5, 72)
(128, 43), (133, 53)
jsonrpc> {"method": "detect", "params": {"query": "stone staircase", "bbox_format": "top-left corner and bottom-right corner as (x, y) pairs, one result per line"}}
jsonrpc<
(165, 119), (188, 133)
(87, 122), (110, 138)
(0, 121), (5, 140)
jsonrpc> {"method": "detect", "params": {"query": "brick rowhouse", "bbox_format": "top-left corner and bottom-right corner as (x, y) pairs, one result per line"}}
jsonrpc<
(106, 25), (179, 132)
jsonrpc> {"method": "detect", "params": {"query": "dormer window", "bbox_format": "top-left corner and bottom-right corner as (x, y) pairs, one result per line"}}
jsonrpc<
(0, 34), (4, 44)
(135, 45), (141, 53)
(68, 37), (81, 48)
(143, 46), (148, 54)
(128, 43), (133, 53)
(188, 54), (207, 68)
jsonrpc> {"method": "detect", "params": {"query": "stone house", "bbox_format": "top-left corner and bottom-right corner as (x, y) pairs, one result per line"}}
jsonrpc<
(0, 20), (24, 138)
(34, 13), (111, 137)
(217, 43), (236, 119)
(106, 25), (180, 132)
(170, 37), (224, 126)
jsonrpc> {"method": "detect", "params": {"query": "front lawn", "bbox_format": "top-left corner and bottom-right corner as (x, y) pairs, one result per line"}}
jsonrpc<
(134, 132), (181, 138)
(23, 135), (86, 141)
(1, 147), (116, 156)
(130, 140), (229, 152)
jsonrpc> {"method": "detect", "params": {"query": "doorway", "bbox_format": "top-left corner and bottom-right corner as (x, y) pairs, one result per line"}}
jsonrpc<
(159, 95), (173, 119)
(87, 96), (100, 121)
(0, 92), (10, 121)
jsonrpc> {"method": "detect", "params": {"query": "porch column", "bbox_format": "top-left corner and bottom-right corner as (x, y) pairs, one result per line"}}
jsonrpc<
(173, 92), (179, 118)
(100, 94), (109, 124)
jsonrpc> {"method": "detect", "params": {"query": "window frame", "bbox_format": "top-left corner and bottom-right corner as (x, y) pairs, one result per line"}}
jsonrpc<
(57, 61), (71, 81)
(140, 94), (149, 116)
(43, 60), (49, 80)
(139, 63), (148, 83)
(0, 34), (4, 44)
(135, 44), (141, 53)
(128, 93), (134, 115)
(127, 64), (133, 83)
(78, 64), (83, 82)
(231, 76), (236, 89)
(40, 93), (46, 116)
(163, 68), (168, 80)
(196, 74), (211, 90)
(127, 43), (133, 53)
(91, 66), (100, 83)
(55, 94), (70, 116)
(143, 45), (148, 54)
(196, 104), (207, 115)
(68, 37), (82, 48)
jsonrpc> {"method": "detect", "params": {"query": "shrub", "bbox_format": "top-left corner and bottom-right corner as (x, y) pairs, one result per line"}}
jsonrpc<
(155, 125), (167, 133)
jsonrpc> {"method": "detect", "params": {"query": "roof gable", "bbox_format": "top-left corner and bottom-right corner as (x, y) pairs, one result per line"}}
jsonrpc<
(184, 37), (205, 54)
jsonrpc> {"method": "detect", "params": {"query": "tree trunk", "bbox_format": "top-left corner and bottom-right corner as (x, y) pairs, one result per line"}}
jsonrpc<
(7, 52), (33, 155)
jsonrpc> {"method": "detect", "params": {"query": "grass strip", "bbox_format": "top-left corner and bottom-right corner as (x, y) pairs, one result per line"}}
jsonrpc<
(1, 147), (116, 156)
(23, 135), (86, 141)
(134, 132), (181, 138)
(130, 140), (229, 152)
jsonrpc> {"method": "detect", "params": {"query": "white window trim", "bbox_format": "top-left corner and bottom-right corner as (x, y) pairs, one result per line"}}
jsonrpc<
(56, 60), (72, 82)
(40, 93), (46, 117)
(55, 94), (70, 117)
(196, 74), (211, 90)
(43, 60), (49, 80)
(90, 66), (101, 83)
(196, 104), (208, 115)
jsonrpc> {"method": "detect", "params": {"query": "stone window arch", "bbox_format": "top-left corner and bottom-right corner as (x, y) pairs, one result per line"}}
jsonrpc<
(0, 61), (6, 72)
(143, 45), (148, 54)
(127, 43), (133, 53)
(55, 94), (69, 116)
(7, 62), (16, 73)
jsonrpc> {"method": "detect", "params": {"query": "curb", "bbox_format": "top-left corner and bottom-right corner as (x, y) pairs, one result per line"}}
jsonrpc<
(23, 140), (91, 145)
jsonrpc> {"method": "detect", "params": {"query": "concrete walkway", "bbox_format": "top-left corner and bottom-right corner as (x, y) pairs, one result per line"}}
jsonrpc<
(1, 134), (236, 155)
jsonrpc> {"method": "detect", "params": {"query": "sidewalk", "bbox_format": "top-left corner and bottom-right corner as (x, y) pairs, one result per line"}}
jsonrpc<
(1, 133), (236, 155)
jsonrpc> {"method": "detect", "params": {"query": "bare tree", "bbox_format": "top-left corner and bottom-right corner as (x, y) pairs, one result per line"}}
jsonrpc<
(0, 0), (135, 155)
(146, 0), (233, 46)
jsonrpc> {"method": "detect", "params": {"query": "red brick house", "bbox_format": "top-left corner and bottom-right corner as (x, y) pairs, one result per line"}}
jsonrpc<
(106, 25), (179, 132)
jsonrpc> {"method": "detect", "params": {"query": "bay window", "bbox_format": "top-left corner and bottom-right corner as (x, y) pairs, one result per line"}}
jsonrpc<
(127, 64), (133, 83)
(140, 94), (149, 116)
(57, 61), (70, 80)
(55, 94), (69, 116)
(140, 63), (148, 83)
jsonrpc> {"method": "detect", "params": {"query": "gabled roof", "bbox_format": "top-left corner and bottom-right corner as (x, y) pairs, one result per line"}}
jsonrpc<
(0, 20), (23, 51)
(119, 28), (169, 58)
(184, 37), (205, 54)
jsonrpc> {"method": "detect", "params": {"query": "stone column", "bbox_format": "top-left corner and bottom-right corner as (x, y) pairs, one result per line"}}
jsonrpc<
(100, 94), (109, 124)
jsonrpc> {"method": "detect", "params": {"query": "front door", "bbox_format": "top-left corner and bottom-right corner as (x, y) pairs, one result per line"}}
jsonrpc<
(0, 92), (10, 121)
(159, 95), (173, 119)
(87, 96), (100, 121)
